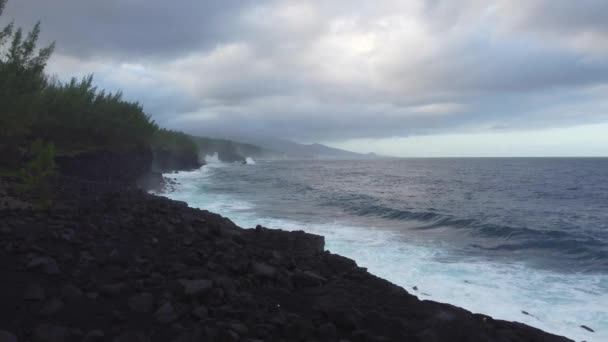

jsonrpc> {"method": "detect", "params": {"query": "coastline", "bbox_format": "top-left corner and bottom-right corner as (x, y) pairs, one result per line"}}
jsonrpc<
(0, 159), (574, 342)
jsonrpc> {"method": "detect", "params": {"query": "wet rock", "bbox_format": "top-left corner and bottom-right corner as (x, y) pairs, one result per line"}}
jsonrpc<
(293, 269), (327, 287)
(251, 262), (277, 279)
(127, 293), (155, 313)
(293, 231), (325, 255)
(32, 324), (68, 342)
(177, 279), (213, 298)
(0, 330), (17, 342)
(23, 283), (45, 301)
(27, 257), (60, 275)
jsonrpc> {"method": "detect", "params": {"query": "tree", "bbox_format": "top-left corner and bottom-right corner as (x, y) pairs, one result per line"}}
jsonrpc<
(0, 0), (200, 173)
(0, 0), (55, 167)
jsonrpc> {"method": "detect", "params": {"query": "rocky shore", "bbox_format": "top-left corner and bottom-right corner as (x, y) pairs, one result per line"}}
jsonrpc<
(0, 170), (573, 342)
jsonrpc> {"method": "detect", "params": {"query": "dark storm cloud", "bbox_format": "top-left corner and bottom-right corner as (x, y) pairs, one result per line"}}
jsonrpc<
(2, 0), (261, 59)
(3, 0), (608, 141)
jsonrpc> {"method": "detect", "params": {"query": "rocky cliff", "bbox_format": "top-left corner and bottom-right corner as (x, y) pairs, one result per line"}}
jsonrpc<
(0, 160), (574, 342)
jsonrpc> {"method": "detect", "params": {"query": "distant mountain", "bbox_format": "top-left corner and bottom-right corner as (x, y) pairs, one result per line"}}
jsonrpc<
(227, 136), (383, 160)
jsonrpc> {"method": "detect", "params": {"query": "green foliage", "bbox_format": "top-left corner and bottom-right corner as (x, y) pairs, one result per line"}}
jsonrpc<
(152, 129), (198, 159)
(0, 0), (199, 172)
(0, 1), (55, 156)
(33, 75), (159, 152)
(20, 139), (57, 208)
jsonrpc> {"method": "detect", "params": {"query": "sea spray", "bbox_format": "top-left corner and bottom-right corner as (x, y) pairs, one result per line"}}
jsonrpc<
(159, 158), (608, 342)
(204, 152), (221, 164)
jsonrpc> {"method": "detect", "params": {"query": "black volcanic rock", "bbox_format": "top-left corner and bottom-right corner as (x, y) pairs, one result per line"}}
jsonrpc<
(0, 173), (574, 342)
(0, 331), (17, 342)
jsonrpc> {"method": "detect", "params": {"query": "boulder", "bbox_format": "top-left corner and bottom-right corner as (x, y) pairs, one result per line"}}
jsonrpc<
(292, 270), (327, 287)
(60, 284), (83, 303)
(98, 283), (129, 297)
(27, 257), (60, 275)
(23, 283), (45, 301)
(127, 293), (156, 313)
(192, 305), (209, 320)
(155, 302), (178, 324)
(318, 323), (337, 340)
(251, 262), (277, 279)
(177, 279), (213, 298)
(37, 298), (64, 316)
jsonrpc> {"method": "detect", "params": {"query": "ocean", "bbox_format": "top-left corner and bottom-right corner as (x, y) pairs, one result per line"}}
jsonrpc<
(159, 157), (608, 341)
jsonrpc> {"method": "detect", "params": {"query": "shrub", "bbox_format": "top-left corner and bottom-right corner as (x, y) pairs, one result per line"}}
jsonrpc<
(0, 0), (199, 168)
(20, 139), (57, 207)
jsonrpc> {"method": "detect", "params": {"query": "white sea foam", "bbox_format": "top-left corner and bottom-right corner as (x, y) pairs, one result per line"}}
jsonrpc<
(204, 152), (221, 164)
(245, 157), (256, 165)
(161, 166), (608, 342)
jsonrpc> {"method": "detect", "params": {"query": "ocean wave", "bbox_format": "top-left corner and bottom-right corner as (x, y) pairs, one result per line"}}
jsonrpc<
(159, 160), (608, 342)
(322, 194), (608, 270)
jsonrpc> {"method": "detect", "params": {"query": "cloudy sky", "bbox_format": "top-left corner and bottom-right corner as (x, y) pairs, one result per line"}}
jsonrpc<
(3, 0), (608, 156)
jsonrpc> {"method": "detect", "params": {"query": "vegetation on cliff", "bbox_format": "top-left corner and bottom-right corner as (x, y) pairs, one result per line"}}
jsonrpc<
(0, 0), (198, 171)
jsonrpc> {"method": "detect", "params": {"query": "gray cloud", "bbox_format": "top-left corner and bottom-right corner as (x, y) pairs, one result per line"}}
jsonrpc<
(3, 0), (262, 59)
(3, 0), (608, 141)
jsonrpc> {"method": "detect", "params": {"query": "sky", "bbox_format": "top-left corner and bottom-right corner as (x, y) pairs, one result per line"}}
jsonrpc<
(3, 0), (608, 157)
